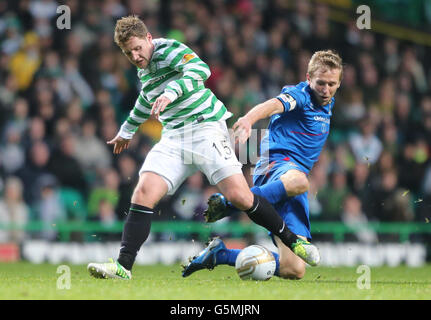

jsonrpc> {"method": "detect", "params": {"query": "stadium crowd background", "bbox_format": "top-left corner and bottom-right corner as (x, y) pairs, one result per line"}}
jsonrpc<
(0, 0), (430, 243)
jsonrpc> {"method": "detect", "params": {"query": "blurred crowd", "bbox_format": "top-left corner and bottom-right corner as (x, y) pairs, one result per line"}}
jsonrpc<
(0, 0), (431, 243)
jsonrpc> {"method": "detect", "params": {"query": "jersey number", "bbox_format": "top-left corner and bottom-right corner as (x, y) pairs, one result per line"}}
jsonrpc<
(212, 139), (233, 159)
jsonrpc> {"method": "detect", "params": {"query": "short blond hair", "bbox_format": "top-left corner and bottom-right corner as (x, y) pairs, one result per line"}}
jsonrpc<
(114, 15), (148, 47)
(308, 50), (343, 80)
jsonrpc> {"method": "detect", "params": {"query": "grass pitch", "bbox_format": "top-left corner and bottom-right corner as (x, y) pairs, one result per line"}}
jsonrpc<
(0, 262), (430, 300)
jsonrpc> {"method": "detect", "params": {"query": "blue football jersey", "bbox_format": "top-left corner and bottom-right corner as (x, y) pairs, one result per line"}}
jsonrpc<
(255, 81), (334, 175)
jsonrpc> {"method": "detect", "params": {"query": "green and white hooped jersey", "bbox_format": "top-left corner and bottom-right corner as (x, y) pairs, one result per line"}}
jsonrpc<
(118, 38), (232, 139)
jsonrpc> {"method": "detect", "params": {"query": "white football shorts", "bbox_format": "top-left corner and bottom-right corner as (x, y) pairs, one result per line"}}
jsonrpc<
(139, 120), (243, 195)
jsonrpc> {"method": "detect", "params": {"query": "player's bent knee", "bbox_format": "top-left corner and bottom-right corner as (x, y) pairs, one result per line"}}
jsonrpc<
(133, 183), (149, 198)
(296, 178), (309, 195)
(278, 259), (306, 280)
(224, 189), (253, 211)
(280, 172), (309, 196)
(279, 267), (305, 280)
(132, 185), (156, 207)
(131, 174), (168, 208)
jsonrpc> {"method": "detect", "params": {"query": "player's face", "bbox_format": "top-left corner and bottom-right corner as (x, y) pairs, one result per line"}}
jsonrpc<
(307, 68), (341, 105)
(121, 34), (154, 69)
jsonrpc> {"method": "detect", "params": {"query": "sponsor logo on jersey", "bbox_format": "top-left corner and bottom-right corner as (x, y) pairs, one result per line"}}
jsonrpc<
(314, 115), (330, 124)
(181, 53), (196, 64)
(147, 73), (169, 83)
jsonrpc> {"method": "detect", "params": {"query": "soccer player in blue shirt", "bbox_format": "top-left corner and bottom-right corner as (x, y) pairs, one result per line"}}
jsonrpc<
(183, 50), (343, 279)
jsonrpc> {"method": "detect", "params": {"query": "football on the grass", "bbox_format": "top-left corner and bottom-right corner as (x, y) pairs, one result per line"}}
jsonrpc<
(235, 245), (276, 281)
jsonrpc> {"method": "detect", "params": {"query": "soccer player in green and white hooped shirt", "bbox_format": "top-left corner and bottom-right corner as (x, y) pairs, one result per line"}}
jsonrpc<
(87, 15), (319, 280)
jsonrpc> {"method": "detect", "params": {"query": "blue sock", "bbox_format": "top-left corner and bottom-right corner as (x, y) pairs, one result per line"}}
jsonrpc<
(216, 249), (281, 277)
(272, 251), (280, 276)
(224, 180), (286, 211)
(251, 180), (287, 205)
(215, 249), (241, 266)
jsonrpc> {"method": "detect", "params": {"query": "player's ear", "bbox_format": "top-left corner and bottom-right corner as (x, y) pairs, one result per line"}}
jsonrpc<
(146, 32), (152, 42)
(336, 76), (342, 89)
(306, 73), (311, 83)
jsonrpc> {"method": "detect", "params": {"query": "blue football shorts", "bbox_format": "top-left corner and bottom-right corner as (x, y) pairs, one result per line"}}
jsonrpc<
(253, 155), (312, 242)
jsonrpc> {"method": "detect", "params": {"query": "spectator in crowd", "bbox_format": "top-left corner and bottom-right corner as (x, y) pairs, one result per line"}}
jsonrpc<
(399, 47), (428, 94)
(62, 56), (95, 109)
(8, 31), (41, 91)
(74, 117), (112, 175)
(87, 167), (120, 219)
(349, 161), (372, 216)
(33, 174), (67, 241)
(333, 86), (366, 130)
(380, 117), (399, 157)
(48, 133), (88, 196)
(341, 194), (378, 243)
(0, 176), (29, 243)
(318, 170), (350, 221)
(21, 116), (48, 153)
(2, 97), (29, 141)
(419, 95), (431, 141)
(382, 37), (400, 75)
(398, 138), (429, 195)
(332, 143), (355, 173)
(17, 140), (53, 205)
(91, 198), (122, 242)
(349, 114), (383, 166)
(64, 97), (84, 135)
(0, 125), (25, 175)
(32, 80), (58, 136)
(370, 168), (415, 222)
(394, 92), (414, 143)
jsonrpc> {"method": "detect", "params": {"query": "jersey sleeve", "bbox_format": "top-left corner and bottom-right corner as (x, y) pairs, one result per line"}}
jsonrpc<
(162, 40), (211, 102)
(118, 93), (151, 139)
(276, 86), (308, 113)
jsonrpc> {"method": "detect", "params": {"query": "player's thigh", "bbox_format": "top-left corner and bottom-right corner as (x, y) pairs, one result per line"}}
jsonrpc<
(279, 169), (309, 196)
(138, 139), (196, 197)
(131, 171), (169, 208)
(274, 236), (306, 279)
(193, 121), (248, 207)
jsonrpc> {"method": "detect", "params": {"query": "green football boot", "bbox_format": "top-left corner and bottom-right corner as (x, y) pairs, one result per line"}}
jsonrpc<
(291, 238), (320, 266)
(87, 258), (132, 280)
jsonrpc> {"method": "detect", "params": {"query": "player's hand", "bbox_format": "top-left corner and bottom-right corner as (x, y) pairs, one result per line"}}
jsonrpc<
(151, 95), (172, 119)
(107, 135), (131, 154)
(232, 116), (252, 144)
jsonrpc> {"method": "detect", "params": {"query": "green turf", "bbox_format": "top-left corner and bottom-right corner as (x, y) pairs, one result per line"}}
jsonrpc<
(0, 262), (430, 300)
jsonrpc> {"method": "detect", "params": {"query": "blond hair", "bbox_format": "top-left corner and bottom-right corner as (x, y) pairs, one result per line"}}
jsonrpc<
(114, 15), (148, 47)
(308, 50), (343, 80)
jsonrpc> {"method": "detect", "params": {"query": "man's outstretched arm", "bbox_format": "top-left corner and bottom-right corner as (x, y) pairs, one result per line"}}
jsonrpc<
(233, 98), (284, 144)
